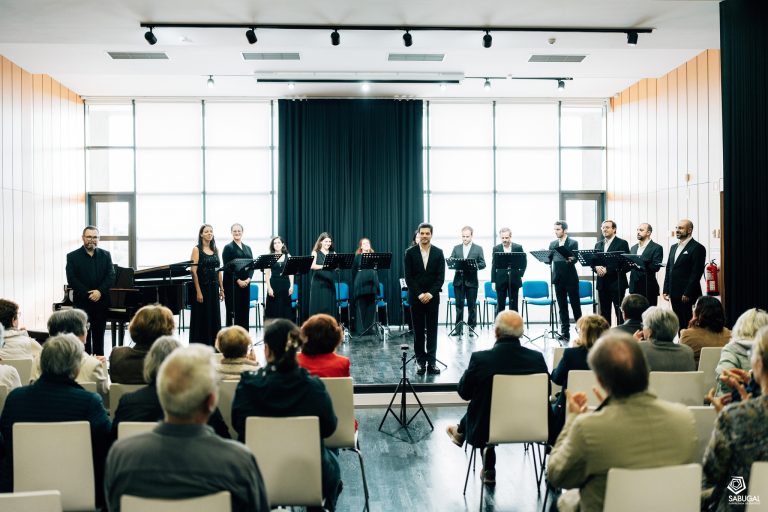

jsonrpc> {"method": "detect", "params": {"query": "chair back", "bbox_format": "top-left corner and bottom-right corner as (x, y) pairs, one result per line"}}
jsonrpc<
(748, 462), (768, 512)
(688, 406), (717, 463)
(291, 285), (299, 304)
(121, 491), (231, 512)
(698, 346), (724, 394)
(245, 416), (323, 507)
(109, 383), (146, 418)
(79, 381), (97, 394)
(117, 421), (157, 439)
(488, 373), (549, 444)
(648, 371), (705, 406)
(550, 347), (566, 397)
(566, 370), (606, 408)
(249, 282), (259, 303)
(448, 282), (456, 300)
(603, 463), (702, 512)
(320, 377), (355, 449)
(401, 289), (409, 306)
(578, 280), (593, 299)
(0, 490), (62, 512)
(13, 421), (94, 511)
(0, 359), (33, 384)
(484, 281), (497, 301)
(522, 281), (549, 299)
(218, 380), (239, 438)
(335, 283), (350, 303)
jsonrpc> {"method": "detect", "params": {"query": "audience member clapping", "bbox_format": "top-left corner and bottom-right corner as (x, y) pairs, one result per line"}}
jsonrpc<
(636, 306), (695, 371)
(110, 304), (175, 384)
(215, 326), (259, 380)
(715, 308), (768, 396)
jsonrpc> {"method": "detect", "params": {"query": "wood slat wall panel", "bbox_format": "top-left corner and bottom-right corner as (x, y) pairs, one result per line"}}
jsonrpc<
(0, 55), (84, 330)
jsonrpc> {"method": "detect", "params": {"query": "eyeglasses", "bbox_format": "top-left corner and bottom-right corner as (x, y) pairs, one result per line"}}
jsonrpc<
(84, 236), (99, 240)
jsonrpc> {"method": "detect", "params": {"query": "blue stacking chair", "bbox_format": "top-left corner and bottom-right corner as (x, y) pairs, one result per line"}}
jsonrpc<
(483, 281), (511, 326)
(335, 282), (350, 323)
(376, 283), (388, 326)
(400, 289), (411, 330)
(291, 285), (300, 324)
(249, 282), (261, 328)
(521, 280), (556, 330)
(569, 280), (596, 313)
(446, 282), (482, 326)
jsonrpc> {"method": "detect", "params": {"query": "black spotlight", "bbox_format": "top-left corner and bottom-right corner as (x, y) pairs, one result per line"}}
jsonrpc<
(557, 79), (566, 91)
(627, 31), (638, 46)
(483, 31), (492, 49)
(403, 31), (412, 47)
(331, 30), (340, 46)
(246, 28), (257, 45)
(144, 28), (157, 45)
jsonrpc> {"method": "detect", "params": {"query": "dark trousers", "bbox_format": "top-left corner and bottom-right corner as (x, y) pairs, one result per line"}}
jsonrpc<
(224, 281), (250, 331)
(454, 284), (478, 327)
(355, 294), (377, 333)
(598, 287), (625, 326)
(554, 282), (582, 334)
(495, 282), (520, 316)
(670, 296), (694, 331)
(411, 297), (440, 365)
(78, 301), (107, 356)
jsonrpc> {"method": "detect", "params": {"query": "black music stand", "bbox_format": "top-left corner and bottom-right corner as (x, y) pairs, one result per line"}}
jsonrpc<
(621, 253), (664, 300)
(589, 251), (628, 319)
(322, 252), (356, 339)
(529, 249), (565, 346)
(356, 252), (393, 339)
(282, 255), (313, 325)
(219, 258), (257, 327)
(573, 249), (599, 314)
(252, 254), (282, 326)
(492, 251), (527, 317)
(447, 257), (480, 337)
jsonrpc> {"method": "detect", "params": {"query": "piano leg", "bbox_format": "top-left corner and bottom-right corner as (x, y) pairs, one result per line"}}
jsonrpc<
(111, 322), (117, 348)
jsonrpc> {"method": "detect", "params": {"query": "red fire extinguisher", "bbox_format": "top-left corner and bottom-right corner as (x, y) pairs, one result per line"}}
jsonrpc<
(706, 259), (720, 296)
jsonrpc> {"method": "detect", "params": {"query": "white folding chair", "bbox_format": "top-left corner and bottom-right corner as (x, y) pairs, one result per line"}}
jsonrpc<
(566, 370), (606, 415)
(0, 359), (34, 384)
(79, 381), (98, 394)
(108, 383), (146, 418)
(117, 421), (157, 439)
(122, 490), (231, 512)
(218, 380), (239, 439)
(649, 371), (705, 406)
(0, 490), (62, 512)
(321, 377), (369, 511)
(698, 346), (724, 394)
(603, 463), (702, 512)
(688, 406), (717, 463)
(550, 347), (566, 399)
(748, 462), (768, 512)
(245, 416), (323, 509)
(13, 421), (94, 511)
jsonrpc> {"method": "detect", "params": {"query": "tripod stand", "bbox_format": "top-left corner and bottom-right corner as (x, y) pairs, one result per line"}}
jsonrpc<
(527, 249), (567, 348)
(378, 344), (434, 440)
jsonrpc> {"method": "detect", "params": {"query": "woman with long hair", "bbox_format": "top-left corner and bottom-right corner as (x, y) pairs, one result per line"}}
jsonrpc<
(679, 296), (730, 366)
(352, 238), (379, 334)
(222, 223), (253, 331)
(264, 235), (294, 321)
(189, 224), (223, 346)
(309, 232), (337, 317)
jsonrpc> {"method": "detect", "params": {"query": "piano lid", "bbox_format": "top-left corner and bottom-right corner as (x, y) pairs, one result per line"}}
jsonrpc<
(134, 261), (193, 280)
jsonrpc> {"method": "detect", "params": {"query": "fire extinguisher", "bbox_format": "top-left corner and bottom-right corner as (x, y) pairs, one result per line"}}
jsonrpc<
(706, 259), (720, 296)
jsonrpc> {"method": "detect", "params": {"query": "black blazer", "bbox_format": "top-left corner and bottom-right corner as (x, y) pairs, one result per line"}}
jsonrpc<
(457, 337), (550, 447)
(65, 246), (116, 308)
(628, 240), (663, 295)
(663, 238), (706, 298)
(593, 237), (630, 292)
(449, 243), (486, 288)
(551, 346), (590, 389)
(490, 243), (527, 288)
(549, 237), (579, 286)
(404, 244), (445, 303)
(222, 241), (254, 284)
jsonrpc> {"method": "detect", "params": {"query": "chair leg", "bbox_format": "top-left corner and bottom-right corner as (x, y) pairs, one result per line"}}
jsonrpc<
(479, 447), (488, 510)
(463, 446), (476, 495)
(351, 447), (370, 512)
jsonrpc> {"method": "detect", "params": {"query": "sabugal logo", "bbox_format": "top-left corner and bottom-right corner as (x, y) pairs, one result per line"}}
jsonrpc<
(728, 476), (746, 495)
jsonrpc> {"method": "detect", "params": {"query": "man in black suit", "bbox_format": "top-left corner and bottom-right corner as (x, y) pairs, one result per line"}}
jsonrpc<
(449, 226), (486, 332)
(628, 223), (664, 306)
(663, 219), (706, 330)
(65, 226), (116, 356)
(404, 223), (446, 375)
(594, 220), (630, 325)
(611, 294), (650, 336)
(445, 310), (550, 484)
(550, 221), (582, 341)
(490, 227), (526, 315)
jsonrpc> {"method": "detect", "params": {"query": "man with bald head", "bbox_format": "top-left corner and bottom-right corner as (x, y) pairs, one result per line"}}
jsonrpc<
(663, 219), (706, 330)
(629, 223), (663, 306)
(446, 310), (550, 484)
(548, 333), (697, 511)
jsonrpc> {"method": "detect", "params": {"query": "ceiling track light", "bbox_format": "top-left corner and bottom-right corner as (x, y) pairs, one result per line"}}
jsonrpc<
(245, 27), (257, 45)
(626, 31), (638, 46)
(144, 27), (157, 45)
(331, 30), (340, 46)
(483, 31), (492, 49)
(207, 75), (215, 88)
(483, 78), (491, 90)
(403, 30), (412, 47)
(557, 79), (565, 91)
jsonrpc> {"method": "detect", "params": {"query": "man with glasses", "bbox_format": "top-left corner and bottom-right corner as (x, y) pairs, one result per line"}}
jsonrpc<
(66, 226), (115, 356)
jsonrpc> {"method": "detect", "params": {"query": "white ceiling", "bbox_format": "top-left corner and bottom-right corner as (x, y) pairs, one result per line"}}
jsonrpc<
(0, 0), (721, 99)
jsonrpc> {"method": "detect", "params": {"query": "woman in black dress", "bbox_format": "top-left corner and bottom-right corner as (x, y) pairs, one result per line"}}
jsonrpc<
(309, 232), (337, 316)
(264, 236), (294, 321)
(189, 224), (223, 346)
(222, 223), (253, 331)
(352, 238), (379, 334)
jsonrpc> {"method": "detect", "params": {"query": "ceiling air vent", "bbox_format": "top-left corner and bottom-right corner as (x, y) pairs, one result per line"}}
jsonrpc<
(388, 53), (445, 62)
(242, 52), (300, 61)
(108, 52), (169, 60)
(528, 55), (586, 63)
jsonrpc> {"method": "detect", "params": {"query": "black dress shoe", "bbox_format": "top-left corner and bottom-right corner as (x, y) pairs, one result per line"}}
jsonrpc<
(416, 362), (427, 375)
(427, 364), (441, 375)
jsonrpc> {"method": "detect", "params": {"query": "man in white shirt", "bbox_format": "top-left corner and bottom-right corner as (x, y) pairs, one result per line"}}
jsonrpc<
(663, 219), (706, 329)
(449, 226), (486, 334)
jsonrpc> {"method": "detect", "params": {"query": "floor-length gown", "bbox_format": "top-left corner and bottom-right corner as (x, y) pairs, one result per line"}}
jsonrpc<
(189, 249), (221, 346)
(265, 255), (293, 320)
(309, 251), (337, 317)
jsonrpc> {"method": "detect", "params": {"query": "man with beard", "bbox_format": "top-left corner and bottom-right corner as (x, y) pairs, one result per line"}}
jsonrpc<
(663, 219), (706, 330)
(628, 223), (664, 306)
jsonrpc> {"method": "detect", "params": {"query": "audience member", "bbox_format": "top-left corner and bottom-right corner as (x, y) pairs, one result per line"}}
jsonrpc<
(445, 311), (550, 484)
(548, 332), (697, 512)
(715, 308), (768, 396)
(112, 336), (230, 440)
(0, 323), (22, 390)
(105, 344), (268, 512)
(232, 319), (341, 511)
(551, 315), (609, 439)
(110, 304), (175, 384)
(611, 294), (649, 336)
(215, 326), (259, 380)
(637, 306), (695, 371)
(0, 334), (111, 505)
(703, 325), (768, 511)
(298, 313), (351, 378)
(0, 299), (42, 363)
(680, 296), (731, 366)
